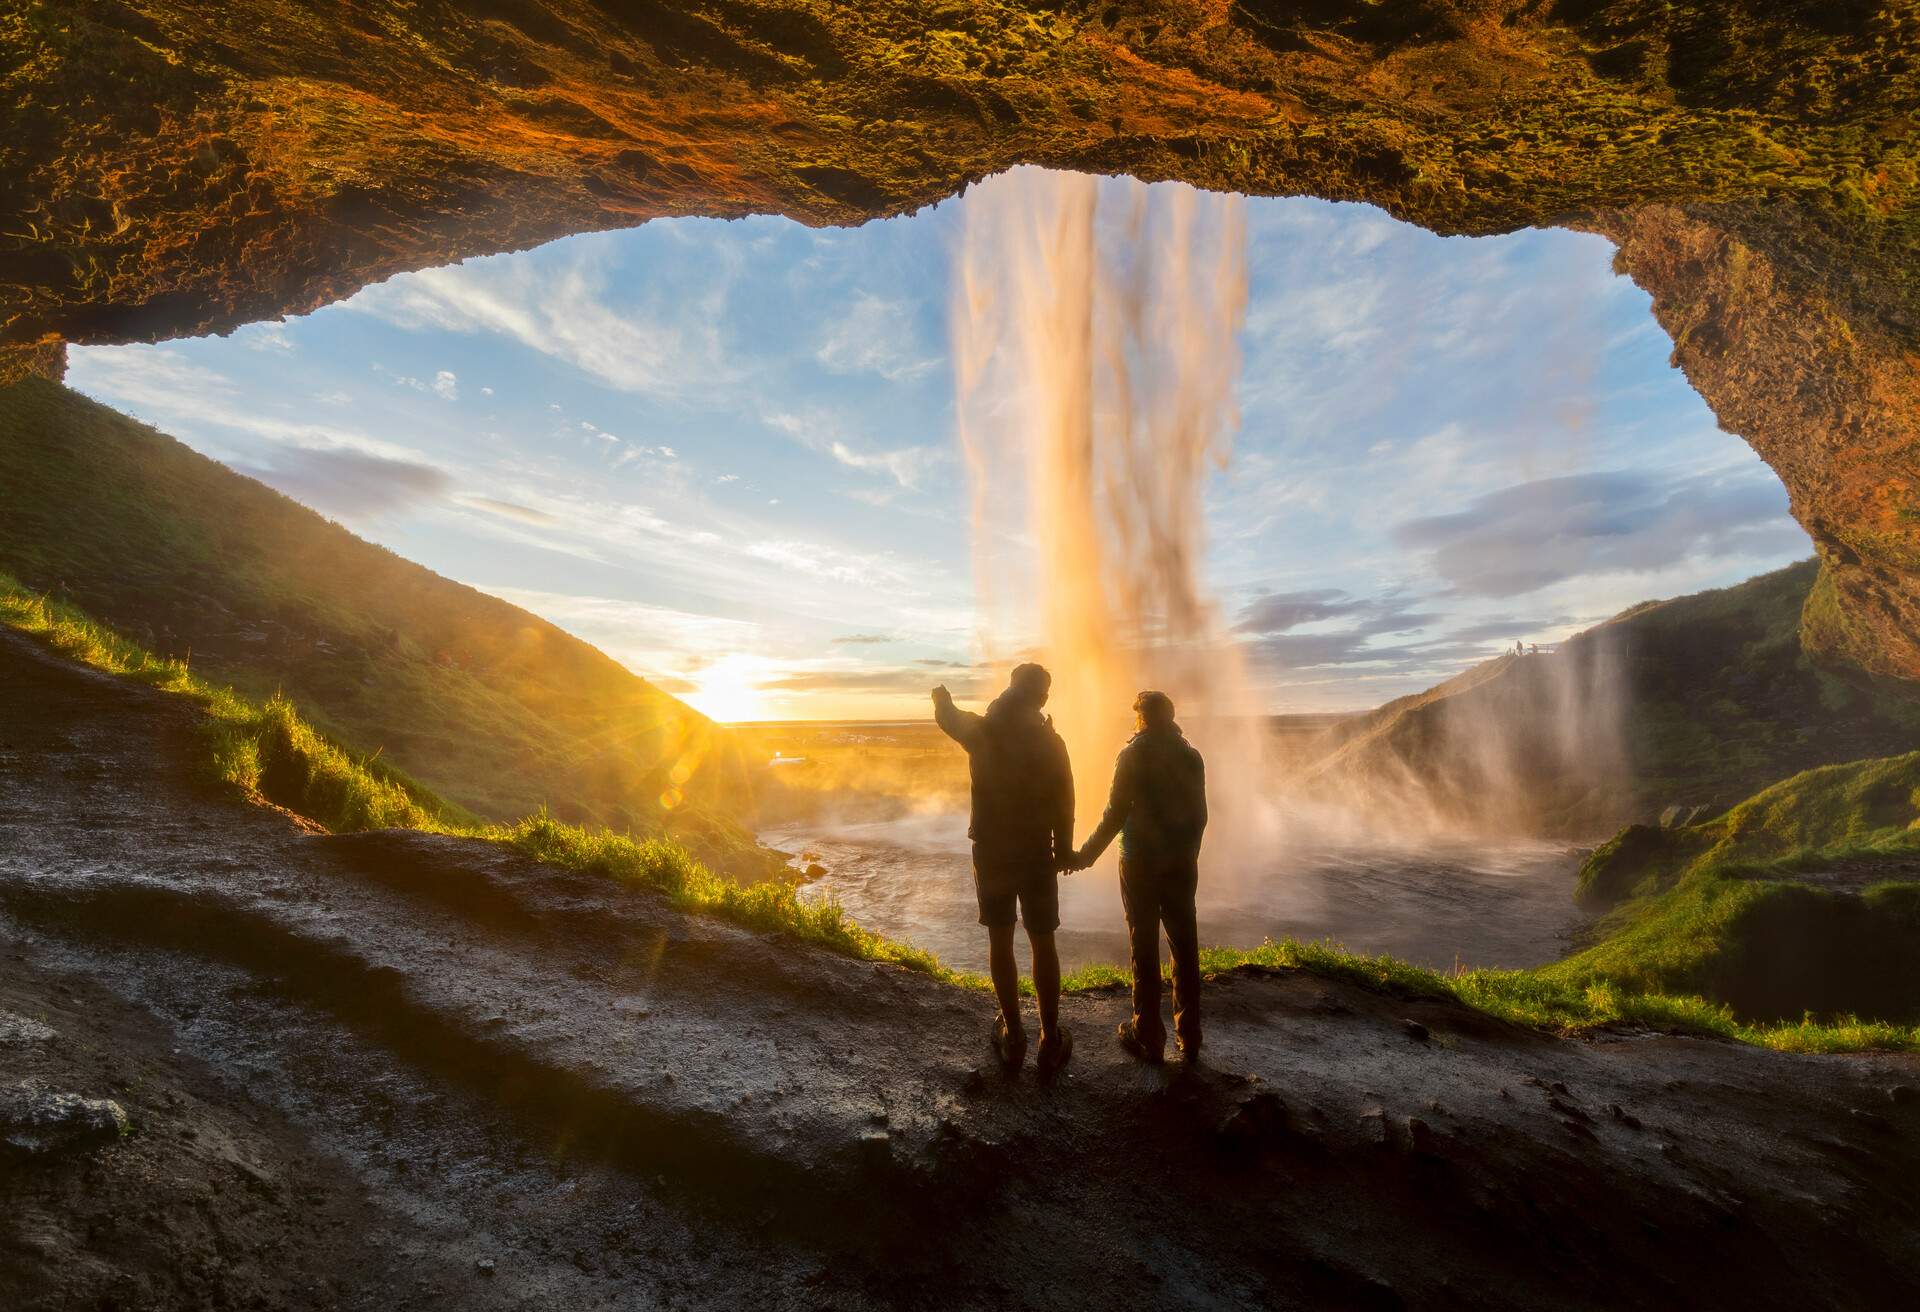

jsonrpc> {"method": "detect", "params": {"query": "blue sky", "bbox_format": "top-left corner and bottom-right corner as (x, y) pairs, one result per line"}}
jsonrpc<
(66, 171), (1811, 720)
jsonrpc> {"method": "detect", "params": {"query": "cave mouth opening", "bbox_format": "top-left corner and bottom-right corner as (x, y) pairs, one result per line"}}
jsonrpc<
(60, 166), (1809, 728)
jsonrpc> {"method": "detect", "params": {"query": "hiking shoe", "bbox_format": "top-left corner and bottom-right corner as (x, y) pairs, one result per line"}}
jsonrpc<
(991, 1015), (1029, 1069)
(1036, 1026), (1074, 1074)
(1115, 1020), (1165, 1065)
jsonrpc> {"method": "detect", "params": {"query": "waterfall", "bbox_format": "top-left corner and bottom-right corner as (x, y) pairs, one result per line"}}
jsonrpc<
(952, 166), (1278, 878)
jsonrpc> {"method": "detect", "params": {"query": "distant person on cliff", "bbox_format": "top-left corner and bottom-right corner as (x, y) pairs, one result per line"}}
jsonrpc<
(1066, 691), (1208, 1064)
(932, 665), (1075, 1073)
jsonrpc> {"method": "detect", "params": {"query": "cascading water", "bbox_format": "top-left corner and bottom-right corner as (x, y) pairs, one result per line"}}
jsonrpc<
(952, 166), (1279, 882)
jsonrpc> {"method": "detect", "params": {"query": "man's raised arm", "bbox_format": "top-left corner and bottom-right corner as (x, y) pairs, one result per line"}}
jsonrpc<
(931, 685), (984, 752)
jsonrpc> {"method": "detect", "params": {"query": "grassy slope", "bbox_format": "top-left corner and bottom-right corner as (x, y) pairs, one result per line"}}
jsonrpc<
(10, 578), (1913, 1054)
(1568, 753), (1920, 1021)
(1299, 560), (1920, 835)
(1603, 560), (1920, 810)
(0, 379), (771, 876)
(1578, 752), (1920, 908)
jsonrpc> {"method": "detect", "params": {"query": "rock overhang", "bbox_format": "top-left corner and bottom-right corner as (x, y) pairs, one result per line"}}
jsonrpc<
(3, 0), (1916, 682)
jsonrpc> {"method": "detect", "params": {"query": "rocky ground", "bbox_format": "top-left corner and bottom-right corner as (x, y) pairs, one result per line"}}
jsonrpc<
(4, 625), (1920, 1310)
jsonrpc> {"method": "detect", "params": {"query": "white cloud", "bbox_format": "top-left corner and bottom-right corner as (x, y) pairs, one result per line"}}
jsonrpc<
(433, 369), (458, 401)
(763, 409), (940, 489)
(343, 252), (735, 399)
(67, 347), (437, 468)
(611, 443), (675, 466)
(242, 321), (294, 352)
(67, 347), (237, 408)
(816, 292), (938, 381)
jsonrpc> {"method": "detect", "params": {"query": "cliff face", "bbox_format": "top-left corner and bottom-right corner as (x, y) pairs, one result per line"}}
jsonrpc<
(3, 1), (1916, 680)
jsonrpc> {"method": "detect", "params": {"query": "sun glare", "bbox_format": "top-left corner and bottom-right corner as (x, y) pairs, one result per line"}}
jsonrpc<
(682, 652), (775, 723)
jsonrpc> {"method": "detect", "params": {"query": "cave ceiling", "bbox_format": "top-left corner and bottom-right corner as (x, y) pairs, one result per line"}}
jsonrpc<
(2, 0), (1916, 682)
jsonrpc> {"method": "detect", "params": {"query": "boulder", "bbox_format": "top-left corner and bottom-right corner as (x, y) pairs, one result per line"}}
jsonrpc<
(0, 1010), (58, 1047)
(1, 1084), (130, 1156)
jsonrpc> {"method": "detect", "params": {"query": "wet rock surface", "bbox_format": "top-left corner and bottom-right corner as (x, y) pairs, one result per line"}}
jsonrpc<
(4, 625), (1920, 1307)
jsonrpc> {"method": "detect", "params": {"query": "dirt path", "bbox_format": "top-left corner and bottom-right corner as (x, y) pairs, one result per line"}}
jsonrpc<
(3, 626), (1918, 1309)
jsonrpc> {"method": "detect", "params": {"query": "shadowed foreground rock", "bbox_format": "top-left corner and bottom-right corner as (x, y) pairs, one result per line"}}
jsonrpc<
(5, 628), (1920, 1308)
(0, 1085), (128, 1157)
(1, 1), (1917, 683)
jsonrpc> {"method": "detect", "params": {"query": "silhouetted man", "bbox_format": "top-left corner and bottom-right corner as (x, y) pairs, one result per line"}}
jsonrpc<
(1070, 691), (1208, 1063)
(933, 665), (1074, 1072)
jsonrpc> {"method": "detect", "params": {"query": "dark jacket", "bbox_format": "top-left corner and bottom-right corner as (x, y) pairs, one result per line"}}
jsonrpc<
(1082, 724), (1207, 872)
(934, 690), (1074, 871)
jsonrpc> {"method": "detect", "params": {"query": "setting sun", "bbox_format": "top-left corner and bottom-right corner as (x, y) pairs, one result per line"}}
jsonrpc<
(681, 652), (778, 723)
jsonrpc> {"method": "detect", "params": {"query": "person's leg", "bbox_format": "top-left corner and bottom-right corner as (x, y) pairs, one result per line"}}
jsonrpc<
(1118, 863), (1166, 1051)
(1163, 864), (1202, 1054)
(987, 921), (1023, 1039)
(1027, 929), (1060, 1044)
(1020, 865), (1063, 1046)
(976, 860), (1023, 1043)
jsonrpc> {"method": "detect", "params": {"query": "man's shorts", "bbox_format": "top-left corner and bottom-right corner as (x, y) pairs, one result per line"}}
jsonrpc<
(973, 854), (1060, 934)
